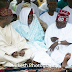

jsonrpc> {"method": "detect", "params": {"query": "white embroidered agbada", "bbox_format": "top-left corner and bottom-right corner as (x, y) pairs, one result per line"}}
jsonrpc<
(45, 23), (72, 66)
(39, 12), (57, 27)
(62, 6), (72, 24)
(0, 24), (32, 67)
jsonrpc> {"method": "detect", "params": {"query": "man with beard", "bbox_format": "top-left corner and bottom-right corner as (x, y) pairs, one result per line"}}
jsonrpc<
(39, 0), (57, 27)
(45, 10), (72, 67)
(0, 8), (32, 67)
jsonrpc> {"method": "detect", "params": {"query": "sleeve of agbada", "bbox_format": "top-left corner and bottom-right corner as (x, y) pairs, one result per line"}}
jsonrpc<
(0, 25), (32, 64)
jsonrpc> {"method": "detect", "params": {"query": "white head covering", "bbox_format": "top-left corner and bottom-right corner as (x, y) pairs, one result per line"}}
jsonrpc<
(19, 7), (32, 25)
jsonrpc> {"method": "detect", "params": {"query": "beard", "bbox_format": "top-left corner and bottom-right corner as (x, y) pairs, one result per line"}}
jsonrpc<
(56, 24), (66, 29)
(3, 22), (10, 28)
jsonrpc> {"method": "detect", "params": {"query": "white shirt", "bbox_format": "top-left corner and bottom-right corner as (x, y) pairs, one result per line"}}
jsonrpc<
(0, 24), (32, 67)
(39, 12), (58, 27)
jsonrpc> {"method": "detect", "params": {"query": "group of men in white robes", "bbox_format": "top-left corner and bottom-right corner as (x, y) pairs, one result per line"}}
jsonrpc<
(1, 0), (72, 68)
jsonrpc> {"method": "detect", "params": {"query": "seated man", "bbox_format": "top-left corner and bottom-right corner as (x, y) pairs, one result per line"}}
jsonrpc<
(45, 10), (72, 67)
(39, 0), (58, 27)
(11, 7), (47, 52)
(20, 3), (47, 31)
(0, 8), (32, 67)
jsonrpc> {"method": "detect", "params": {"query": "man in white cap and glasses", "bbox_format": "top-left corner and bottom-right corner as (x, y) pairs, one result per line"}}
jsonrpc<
(45, 10), (72, 67)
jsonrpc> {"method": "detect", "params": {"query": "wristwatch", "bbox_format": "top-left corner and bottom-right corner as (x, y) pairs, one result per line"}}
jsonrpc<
(58, 41), (61, 44)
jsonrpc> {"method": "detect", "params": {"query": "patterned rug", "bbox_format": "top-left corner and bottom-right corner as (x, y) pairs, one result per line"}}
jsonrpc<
(0, 66), (66, 72)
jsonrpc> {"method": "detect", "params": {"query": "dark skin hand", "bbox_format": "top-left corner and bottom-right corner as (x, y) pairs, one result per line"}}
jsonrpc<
(12, 50), (25, 57)
(12, 51), (19, 58)
(49, 40), (72, 52)
(61, 40), (72, 45)
(51, 37), (59, 42)
(49, 42), (58, 51)
(19, 50), (25, 57)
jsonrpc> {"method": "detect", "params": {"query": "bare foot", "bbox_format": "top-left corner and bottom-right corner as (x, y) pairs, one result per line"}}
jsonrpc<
(62, 53), (71, 68)
(25, 59), (33, 64)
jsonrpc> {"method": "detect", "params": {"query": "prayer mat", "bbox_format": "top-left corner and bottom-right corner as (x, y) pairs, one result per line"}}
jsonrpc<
(1, 66), (72, 72)
(0, 66), (65, 72)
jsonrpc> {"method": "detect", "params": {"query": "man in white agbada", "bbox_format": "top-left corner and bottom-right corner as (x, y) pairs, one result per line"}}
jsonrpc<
(39, 0), (58, 27)
(62, 0), (72, 24)
(0, 8), (32, 67)
(45, 10), (72, 67)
